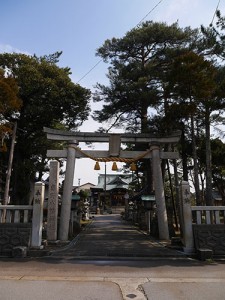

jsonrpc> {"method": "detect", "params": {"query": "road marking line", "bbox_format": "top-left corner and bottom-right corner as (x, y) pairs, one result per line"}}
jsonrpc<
(0, 276), (22, 280)
(1, 276), (225, 283)
(147, 278), (225, 283)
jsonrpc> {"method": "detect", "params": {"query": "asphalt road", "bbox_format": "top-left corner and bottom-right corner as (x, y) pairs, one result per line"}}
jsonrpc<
(50, 214), (185, 258)
(0, 257), (225, 300)
(0, 214), (225, 300)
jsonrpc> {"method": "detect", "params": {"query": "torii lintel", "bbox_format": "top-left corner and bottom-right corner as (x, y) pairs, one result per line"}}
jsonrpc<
(43, 127), (181, 144)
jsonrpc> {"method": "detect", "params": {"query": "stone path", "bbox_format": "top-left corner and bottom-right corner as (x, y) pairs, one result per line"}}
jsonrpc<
(51, 214), (186, 258)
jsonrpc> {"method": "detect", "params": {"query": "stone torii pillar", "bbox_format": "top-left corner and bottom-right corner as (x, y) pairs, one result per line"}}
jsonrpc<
(47, 160), (59, 241)
(59, 140), (78, 241)
(44, 127), (181, 241)
(151, 145), (169, 240)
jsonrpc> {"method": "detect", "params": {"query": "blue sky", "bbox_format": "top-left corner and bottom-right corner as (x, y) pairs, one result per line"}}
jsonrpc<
(0, 0), (224, 185)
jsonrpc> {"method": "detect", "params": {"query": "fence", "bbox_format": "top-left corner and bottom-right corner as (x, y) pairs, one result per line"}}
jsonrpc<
(0, 205), (33, 223)
(0, 182), (44, 256)
(191, 206), (225, 225)
(180, 181), (225, 257)
(191, 206), (225, 256)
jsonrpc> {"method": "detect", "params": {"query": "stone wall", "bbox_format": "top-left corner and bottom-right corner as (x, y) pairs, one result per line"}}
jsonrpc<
(0, 223), (32, 257)
(193, 224), (225, 255)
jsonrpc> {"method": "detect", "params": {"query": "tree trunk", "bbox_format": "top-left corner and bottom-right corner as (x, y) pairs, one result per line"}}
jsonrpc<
(205, 108), (213, 205)
(167, 160), (178, 230)
(173, 159), (181, 231)
(191, 115), (201, 205)
(3, 122), (17, 205)
(181, 126), (188, 181)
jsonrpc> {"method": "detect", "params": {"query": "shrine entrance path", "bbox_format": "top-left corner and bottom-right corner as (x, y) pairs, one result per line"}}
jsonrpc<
(50, 214), (187, 259)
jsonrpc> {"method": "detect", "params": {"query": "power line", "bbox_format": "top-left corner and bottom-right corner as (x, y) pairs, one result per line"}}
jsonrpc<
(77, 0), (164, 83)
(135, 0), (164, 28)
(77, 59), (102, 83)
(210, 0), (221, 26)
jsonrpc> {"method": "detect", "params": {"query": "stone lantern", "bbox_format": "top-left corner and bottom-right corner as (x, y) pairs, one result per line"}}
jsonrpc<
(141, 194), (156, 234)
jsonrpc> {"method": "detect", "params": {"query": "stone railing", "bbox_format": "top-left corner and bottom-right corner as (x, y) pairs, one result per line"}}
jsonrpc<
(0, 205), (33, 256)
(0, 205), (33, 223)
(180, 181), (225, 258)
(0, 182), (45, 256)
(191, 206), (225, 225)
(191, 206), (225, 257)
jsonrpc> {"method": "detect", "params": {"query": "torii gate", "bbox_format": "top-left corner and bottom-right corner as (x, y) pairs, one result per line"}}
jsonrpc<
(44, 127), (181, 241)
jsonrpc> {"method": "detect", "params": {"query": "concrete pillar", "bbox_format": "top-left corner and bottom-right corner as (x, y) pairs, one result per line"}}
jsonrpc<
(31, 182), (44, 248)
(151, 145), (169, 240)
(180, 181), (195, 254)
(47, 160), (59, 241)
(59, 141), (78, 241)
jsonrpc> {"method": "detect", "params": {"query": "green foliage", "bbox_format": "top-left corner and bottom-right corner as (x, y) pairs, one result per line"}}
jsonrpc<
(93, 18), (225, 205)
(0, 52), (91, 203)
(170, 52), (216, 100)
(200, 10), (225, 59)
(198, 138), (225, 203)
(78, 189), (89, 200)
(0, 69), (22, 151)
(93, 21), (196, 133)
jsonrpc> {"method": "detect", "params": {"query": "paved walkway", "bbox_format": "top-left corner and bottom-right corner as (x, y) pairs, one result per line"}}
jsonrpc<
(50, 214), (186, 259)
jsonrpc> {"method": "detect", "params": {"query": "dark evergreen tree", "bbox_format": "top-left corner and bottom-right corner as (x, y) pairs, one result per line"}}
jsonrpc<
(0, 52), (91, 204)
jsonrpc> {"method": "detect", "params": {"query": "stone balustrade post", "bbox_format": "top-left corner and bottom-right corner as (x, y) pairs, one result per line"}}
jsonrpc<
(31, 182), (44, 248)
(180, 181), (195, 254)
(47, 160), (59, 241)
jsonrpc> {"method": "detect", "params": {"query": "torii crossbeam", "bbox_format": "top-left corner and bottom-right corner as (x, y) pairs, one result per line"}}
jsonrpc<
(44, 127), (181, 241)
